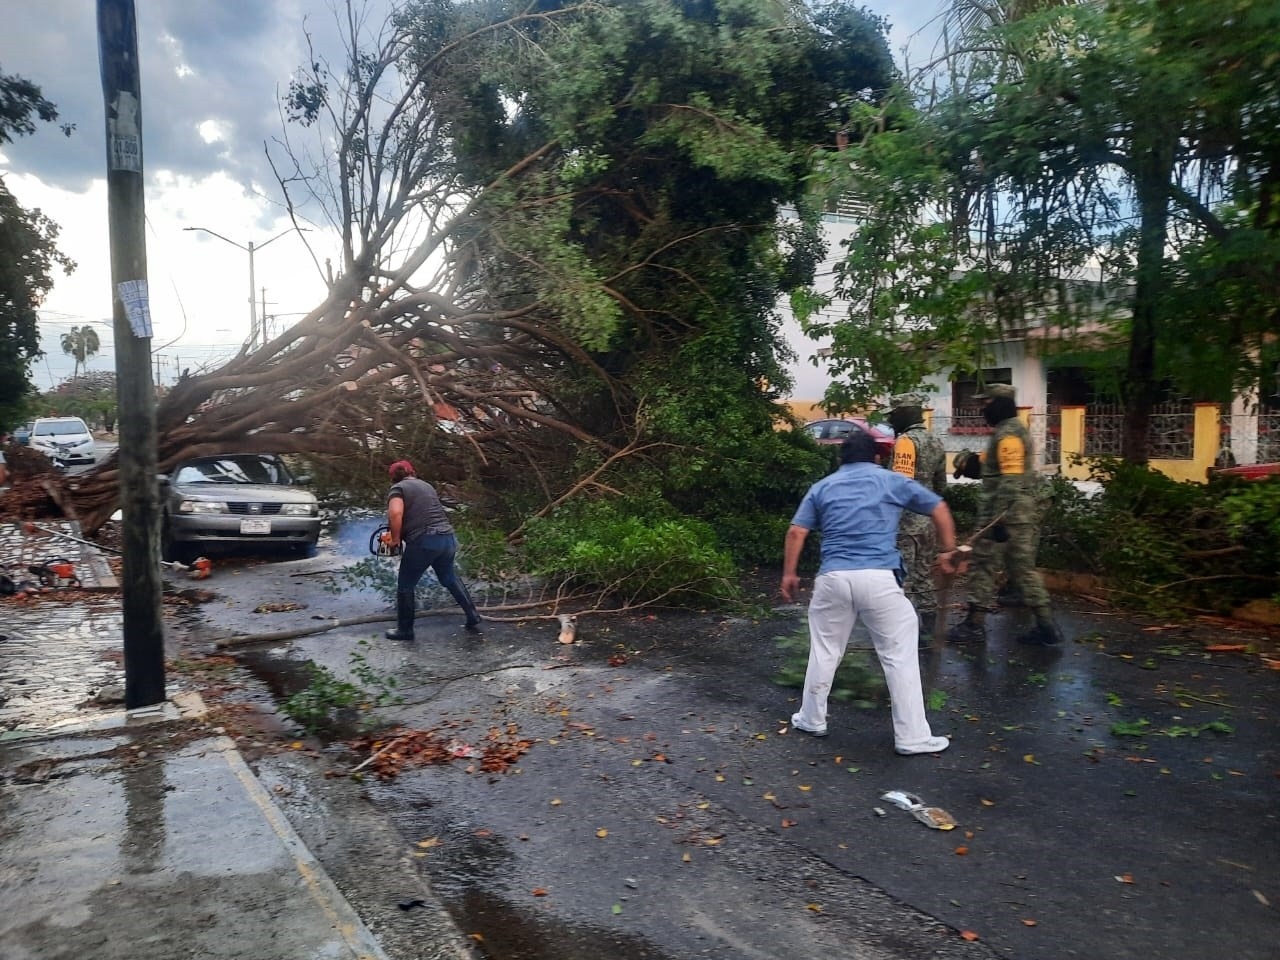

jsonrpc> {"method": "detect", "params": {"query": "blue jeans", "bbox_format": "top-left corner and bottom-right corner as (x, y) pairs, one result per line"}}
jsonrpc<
(398, 533), (479, 622)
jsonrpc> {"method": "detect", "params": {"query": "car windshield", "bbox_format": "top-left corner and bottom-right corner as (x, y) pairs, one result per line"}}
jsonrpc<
(174, 456), (292, 485)
(35, 421), (88, 437)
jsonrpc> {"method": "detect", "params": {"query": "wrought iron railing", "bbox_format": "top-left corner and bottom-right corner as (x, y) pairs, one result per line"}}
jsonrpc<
(1083, 402), (1195, 459)
(1043, 405), (1061, 466)
(1259, 413), (1280, 462)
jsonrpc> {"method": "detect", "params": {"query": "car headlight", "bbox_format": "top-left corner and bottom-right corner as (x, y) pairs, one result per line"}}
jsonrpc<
(279, 503), (317, 517)
(179, 500), (228, 514)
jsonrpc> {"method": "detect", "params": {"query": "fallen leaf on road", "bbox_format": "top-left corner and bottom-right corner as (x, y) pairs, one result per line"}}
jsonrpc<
(1022, 919), (1038, 927)
(954, 846), (969, 856)
(1115, 874), (1134, 884)
(1023, 754), (1040, 765)
(782, 819), (798, 828)
(473, 828), (492, 838)
(550, 798), (562, 806)
(416, 837), (441, 849)
(960, 930), (980, 942)
(532, 888), (548, 897)
(682, 853), (692, 863)
(980, 798), (995, 806)
(798, 784), (812, 792)
(596, 828), (608, 839)
(1204, 644), (1247, 653)
(806, 903), (822, 913)
(763, 791), (777, 801)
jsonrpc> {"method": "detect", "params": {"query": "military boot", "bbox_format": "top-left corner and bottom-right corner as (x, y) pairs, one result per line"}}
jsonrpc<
(385, 590), (417, 641)
(1017, 609), (1064, 646)
(946, 604), (987, 644)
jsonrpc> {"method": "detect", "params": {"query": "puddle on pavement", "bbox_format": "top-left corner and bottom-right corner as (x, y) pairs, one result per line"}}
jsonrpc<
(441, 885), (670, 960)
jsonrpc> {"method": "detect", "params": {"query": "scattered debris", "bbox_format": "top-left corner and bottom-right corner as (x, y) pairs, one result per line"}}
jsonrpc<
(557, 613), (577, 644)
(880, 790), (957, 831)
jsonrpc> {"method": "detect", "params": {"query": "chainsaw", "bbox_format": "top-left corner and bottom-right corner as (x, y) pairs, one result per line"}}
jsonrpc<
(369, 525), (403, 558)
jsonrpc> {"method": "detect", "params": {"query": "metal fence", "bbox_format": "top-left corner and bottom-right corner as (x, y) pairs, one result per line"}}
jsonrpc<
(928, 404), (1277, 470)
(1259, 412), (1280, 462)
(1082, 402), (1195, 459)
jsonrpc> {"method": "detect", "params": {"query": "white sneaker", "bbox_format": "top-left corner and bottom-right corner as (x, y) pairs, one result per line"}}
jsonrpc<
(894, 735), (949, 756)
(790, 713), (828, 738)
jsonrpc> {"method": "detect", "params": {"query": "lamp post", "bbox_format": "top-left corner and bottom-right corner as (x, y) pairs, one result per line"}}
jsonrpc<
(183, 226), (298, 350)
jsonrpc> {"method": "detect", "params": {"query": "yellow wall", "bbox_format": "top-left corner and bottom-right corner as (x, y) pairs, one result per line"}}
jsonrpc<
(1058, 403), (1218, 483)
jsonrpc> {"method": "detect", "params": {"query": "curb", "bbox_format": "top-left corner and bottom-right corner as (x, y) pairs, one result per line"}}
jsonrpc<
(214, 737), (392, 960)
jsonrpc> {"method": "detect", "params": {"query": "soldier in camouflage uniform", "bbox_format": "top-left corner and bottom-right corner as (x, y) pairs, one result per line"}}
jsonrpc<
(886, 393), (947, 640)
(947, 384), (1064, 646)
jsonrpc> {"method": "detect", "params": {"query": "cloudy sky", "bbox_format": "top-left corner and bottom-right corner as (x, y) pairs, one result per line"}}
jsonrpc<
(1, 0), (941, 395)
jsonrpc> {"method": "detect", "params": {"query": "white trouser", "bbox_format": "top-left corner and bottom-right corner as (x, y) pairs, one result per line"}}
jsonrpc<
(796, 568), (935, 749)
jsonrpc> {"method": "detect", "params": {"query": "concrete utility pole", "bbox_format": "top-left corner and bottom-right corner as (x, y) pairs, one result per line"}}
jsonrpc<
(183, 227), (299, 350)
(98, 0), (165, 708)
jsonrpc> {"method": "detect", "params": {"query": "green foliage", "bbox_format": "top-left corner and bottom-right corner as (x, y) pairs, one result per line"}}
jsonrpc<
(1219, 479), (1280, 544)
(1036, 462), (1279, 615)
(47, 372), (117, 431)
(772, 627), (885, 706)
(942, 482), (983, 535)
(425, 0), (889, 567)
(805, 0), (1280, 417)
(280, 641), (401, 735)
(1110, 717), (1233, 739)
(522, 498), (740, 607)
(0, 70), (75, 424)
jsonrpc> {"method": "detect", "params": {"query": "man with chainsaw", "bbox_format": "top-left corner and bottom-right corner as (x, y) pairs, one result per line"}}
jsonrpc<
(885, 392), (947, 641)
(782, 429), (959, 755)
(382, 459), (482, 641)
(947, 383), (1063, 646)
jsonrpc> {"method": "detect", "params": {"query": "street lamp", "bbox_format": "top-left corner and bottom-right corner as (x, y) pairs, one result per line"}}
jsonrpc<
(183, 226), (302, 350)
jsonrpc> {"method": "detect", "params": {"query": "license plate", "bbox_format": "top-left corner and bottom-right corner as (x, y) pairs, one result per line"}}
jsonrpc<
(239, 518), (272, 534)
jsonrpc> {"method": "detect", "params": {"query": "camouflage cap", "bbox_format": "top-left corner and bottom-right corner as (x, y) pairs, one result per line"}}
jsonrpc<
(972, 383), (1016, 400)
(886, 391), (927, 410)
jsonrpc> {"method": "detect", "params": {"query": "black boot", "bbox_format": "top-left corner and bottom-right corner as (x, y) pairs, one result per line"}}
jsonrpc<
(1017, 609), (1064, 646)
(445, 579), (483, 634)
(946, 604), (987, 644)
(385, 590), (416, 641)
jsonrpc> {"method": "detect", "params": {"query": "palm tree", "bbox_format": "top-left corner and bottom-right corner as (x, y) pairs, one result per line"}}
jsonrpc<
(939, 0), (1091, 78)
(60, 325), (101, 378)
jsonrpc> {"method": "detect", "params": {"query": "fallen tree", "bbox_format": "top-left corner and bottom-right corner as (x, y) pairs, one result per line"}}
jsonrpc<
(36, 0), (892, 543)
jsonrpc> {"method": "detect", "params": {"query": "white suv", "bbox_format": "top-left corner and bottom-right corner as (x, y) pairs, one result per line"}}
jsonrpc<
(29, 416), (96, 465)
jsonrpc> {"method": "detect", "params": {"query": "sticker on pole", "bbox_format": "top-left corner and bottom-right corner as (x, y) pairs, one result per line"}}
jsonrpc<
(117, 279), (153, 338)
(108, 91), (142, 173)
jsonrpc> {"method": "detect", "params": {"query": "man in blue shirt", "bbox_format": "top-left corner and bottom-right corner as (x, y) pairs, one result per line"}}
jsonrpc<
(782, 430), (960, 754)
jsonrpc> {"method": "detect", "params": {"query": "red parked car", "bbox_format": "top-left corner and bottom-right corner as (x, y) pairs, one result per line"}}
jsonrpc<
(803, 418), (897, 461)
(1212, 462), (1280, 481)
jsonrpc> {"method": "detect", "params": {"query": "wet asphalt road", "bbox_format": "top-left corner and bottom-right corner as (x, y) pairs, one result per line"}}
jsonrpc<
(194, 520), (1280, 960)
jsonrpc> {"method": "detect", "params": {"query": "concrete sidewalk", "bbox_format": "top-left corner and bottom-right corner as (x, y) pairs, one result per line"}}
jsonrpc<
(1, 719), (389, 960)
(0, 521), (391, 960)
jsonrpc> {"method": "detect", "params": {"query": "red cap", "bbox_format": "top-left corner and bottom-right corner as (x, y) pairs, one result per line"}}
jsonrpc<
(388, 460), (415, 480)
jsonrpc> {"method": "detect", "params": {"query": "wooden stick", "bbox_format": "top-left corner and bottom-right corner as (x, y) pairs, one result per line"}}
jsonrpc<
(926, 512), (1005, 693)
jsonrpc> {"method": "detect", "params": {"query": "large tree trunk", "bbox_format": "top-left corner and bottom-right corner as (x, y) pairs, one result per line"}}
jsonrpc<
(1123, 105), (1178, 465)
